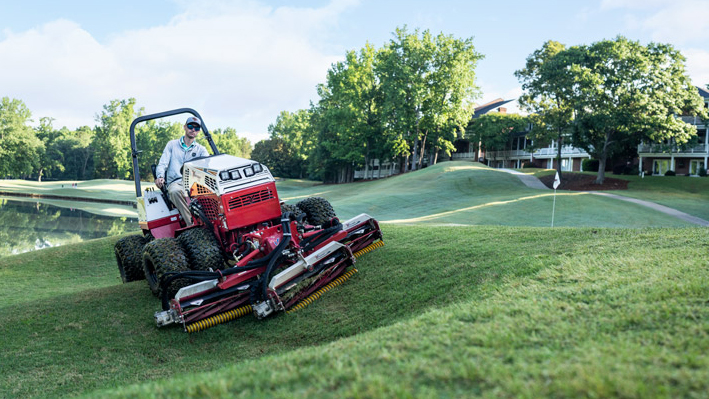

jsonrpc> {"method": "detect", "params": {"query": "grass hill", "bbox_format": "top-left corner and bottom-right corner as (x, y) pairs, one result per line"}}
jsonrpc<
(1, 162), (708, 398)
(1, 226), (707, 398)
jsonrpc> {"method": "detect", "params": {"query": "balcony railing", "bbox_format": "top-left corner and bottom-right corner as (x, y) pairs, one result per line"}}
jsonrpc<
(453, 146), (589, 160)
(637, 143), (708, 154)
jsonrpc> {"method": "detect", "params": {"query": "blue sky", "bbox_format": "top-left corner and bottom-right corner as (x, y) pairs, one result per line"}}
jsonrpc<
(2, 0), (708, 143)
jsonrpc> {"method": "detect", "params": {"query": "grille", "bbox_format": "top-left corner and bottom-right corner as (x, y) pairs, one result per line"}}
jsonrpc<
(195, 196), (221, 221)
(227, 188), (274, 210)
(183, 168), (190, 192)
(192, 183), (212, 196)
(205, 176), (218, 192)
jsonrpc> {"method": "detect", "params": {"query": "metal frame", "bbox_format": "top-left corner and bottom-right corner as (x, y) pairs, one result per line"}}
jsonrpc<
(129, 108), (221, 197)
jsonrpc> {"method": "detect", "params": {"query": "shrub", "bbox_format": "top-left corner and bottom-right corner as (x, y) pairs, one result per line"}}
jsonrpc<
(699, 167), (707, 177)
(582, 159), (599, 172)
(664, 170), (676, 176)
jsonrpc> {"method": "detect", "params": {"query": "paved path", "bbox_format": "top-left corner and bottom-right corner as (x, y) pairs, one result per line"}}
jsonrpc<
(500, 169), (709, 227)
(499, 169), (550, 190)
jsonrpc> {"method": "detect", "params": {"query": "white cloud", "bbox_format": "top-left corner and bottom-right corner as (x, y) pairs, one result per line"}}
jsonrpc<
(0, 0), (358, 144)
(683, 48), (709, 87)
(602, 0), (709, 45)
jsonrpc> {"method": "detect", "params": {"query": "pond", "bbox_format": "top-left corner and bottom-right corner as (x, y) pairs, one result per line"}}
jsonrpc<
(0, 197), (138, 257)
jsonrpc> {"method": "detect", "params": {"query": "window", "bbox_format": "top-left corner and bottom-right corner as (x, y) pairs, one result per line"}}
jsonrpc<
(653, 160), (670, 175)
(690, 160), (705, 176)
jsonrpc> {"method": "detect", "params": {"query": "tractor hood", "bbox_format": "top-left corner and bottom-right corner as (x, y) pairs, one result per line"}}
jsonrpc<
(182, 154), (275, 195)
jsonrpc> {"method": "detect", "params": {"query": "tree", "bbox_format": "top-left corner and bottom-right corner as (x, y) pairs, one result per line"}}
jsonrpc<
(563, 37), (707, 183)
(0, 97), (43, 178)
(515, 40), (573, 178)
(251, 137), (300, 178)
(377, 27), (435, 172)
(212, 127), (251, 159)
(92, 98), (142, 179)
(35, 117), (67, 181)
(468, 113), (528, 164)
(265, 110), (314, 178)
(421, 32), (482, 166)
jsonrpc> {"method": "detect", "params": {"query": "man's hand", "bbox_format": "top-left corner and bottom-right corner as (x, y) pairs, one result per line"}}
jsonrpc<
(155, 177), (165, 188)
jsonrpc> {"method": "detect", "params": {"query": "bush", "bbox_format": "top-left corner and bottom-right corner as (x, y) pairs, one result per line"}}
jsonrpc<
(582, 159), (599, 172)
(665, 170), (676, 176)
(699, 167), (707, 177)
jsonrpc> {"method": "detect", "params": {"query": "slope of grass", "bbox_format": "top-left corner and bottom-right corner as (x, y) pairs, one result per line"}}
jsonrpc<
(1, 163), (699, 227)
(280, 162), (691, 227)
(1, 225), (708, 398)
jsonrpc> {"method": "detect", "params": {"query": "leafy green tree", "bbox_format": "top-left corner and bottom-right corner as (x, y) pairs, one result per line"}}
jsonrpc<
(92, 98), (142, 179)
(265, 110), (314, 178)
(468, 113), (528, 164)
(421, 32), (482, 166)
(212, 127), (251, 159)
(515, 40), (573, 178)
(251, 137), (300, 178)
(377, 27), (435, 172)
(562, 37), (707, 183)
(0, 97), (43, 178)
(35, 117), (67, 181)
(134, 121), (182, 181)
(311, 43), (385, 181)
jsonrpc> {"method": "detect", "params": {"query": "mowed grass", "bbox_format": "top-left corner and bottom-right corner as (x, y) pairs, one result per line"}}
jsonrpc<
(524, 168), (709, 221)
(1, 162), (699, 227)
(1, 225), (708, 398)
(280, 162), (691, 228)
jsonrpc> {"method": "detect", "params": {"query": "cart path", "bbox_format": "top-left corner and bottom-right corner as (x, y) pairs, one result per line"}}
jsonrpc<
(500, 169), (709, 227)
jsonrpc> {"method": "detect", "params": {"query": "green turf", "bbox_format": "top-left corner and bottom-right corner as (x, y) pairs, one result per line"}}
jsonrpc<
(524, 168), (709, 221)
(1, 226), (707, 398)
(280, 162), (691, 228)
(1, 162), (700, 227)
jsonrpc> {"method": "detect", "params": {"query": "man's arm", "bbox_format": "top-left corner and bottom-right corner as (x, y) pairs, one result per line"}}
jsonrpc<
(155, 143), (172, 188)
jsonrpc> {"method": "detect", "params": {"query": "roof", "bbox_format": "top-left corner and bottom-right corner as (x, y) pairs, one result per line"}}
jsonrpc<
(473, 98), (514, 118)
(696, 86), (709, 99)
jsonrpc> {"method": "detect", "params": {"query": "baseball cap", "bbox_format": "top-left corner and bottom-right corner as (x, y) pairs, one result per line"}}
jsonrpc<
(186, 116), (201, 126)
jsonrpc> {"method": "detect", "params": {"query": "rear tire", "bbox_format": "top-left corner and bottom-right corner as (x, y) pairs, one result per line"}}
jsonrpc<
(281, 203), (305, 221)
(115, 235), (147, 283)
(296, 197), (336, 226)
(142, 238), (191, 299)
(177, 227), (225, 271)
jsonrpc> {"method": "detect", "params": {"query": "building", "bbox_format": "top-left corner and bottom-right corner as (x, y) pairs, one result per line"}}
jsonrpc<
(637, 86), (709, 176)
(452, 98), (591, 171)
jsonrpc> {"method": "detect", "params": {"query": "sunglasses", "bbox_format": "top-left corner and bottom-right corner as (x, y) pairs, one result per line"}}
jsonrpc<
(187, 123), (201, 131)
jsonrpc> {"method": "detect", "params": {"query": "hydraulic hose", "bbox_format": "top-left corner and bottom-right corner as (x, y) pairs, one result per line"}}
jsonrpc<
(258, 214), (292, 300)
(160, 213), (293, 309)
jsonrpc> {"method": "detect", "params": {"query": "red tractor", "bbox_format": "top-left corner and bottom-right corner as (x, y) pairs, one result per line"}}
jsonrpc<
(114, 109), (384, 332)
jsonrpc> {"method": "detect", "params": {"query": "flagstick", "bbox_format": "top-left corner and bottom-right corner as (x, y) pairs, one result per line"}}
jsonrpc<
(551, 188), (556, 227)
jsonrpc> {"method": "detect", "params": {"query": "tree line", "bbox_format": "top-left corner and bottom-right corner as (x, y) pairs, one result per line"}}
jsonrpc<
(254, 34), (708, 185)
(0, 98), (251, 181)
(252, 26), (484, 183)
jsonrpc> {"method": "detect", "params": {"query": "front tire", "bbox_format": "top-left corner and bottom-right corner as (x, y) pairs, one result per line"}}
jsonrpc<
(115, 235), (147, 283)
(177, 227), (225, 271)
(142, 238), (191, 299)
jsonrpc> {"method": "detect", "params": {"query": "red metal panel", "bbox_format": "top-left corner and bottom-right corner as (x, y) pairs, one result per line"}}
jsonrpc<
(222, 182), (281, 229)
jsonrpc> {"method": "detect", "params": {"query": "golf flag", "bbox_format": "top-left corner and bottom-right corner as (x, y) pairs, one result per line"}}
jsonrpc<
(553, 171), (561, 189)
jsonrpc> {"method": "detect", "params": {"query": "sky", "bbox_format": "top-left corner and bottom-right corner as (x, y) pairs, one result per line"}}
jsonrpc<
(1, 0), (708, 144)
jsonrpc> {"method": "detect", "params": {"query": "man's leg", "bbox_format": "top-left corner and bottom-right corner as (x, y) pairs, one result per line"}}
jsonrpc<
(167, 181), (192, 225)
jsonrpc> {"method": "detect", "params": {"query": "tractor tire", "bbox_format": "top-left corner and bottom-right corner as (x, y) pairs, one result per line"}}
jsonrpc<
(296, 197), (337, 227)
(115, 235), (148, 283)
(177, 227), (225, 271)
(281, 203), (305, 221)
(142, 238), (191, 299)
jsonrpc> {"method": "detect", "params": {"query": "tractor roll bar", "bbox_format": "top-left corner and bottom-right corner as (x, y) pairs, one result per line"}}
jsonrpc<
(129, 108), (221, 197)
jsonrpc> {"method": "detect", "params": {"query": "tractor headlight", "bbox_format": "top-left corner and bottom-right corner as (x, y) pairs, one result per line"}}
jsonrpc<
(253, 163), (263, 173)
(229, 169), (241, 180)
(219, 171), (230, 180)
(243, 167), (255, 177)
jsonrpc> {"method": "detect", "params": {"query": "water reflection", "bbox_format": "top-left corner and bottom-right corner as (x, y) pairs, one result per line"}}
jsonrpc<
(0, 198), (138, 257)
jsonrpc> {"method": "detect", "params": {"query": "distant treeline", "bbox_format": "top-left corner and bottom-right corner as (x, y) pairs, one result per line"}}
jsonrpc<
(251, 26), (484, 183)
(0, 98), (251, 181)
